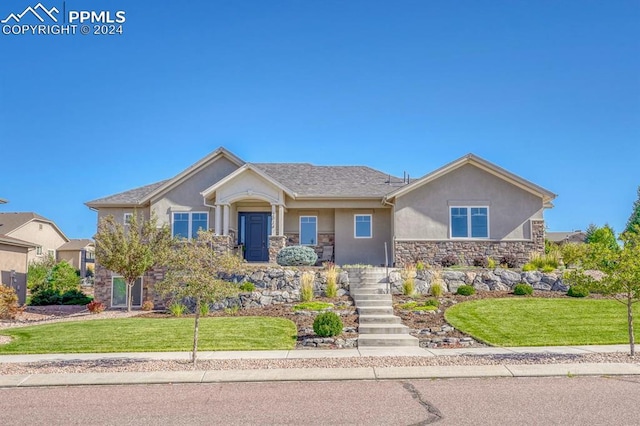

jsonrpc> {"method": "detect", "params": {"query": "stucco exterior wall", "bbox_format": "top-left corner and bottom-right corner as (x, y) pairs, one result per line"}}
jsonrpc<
(335, 208), (392, 266)
(57, 251), (81, 269)
(9, 221), (68, 264)
(283, 208), (335, 234)
(150, 156), (239, 228)
(0, 244), (29, 304)
(96, 207), (151, 226)
(394, 164), (544, 241)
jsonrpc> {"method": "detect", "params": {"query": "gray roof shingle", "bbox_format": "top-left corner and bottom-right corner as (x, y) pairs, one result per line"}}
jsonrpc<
(57, 239), (94, 251)
(86, 180), (169, 206)
(0, 212), (54, 234)
(252, 163), (405, 197)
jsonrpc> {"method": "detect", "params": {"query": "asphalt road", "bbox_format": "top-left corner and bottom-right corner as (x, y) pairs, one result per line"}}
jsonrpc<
(2, 376), (639, 425)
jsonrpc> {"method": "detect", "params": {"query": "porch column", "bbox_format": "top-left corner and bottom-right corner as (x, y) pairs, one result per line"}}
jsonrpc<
(270, 204), (277, 236)
(222, 204), (230, 236)
(278, 205), (285, 236)
(214, 205), (222, 235)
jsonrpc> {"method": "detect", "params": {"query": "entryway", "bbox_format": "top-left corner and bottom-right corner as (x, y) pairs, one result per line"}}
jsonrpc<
(238, 212), (271, 262)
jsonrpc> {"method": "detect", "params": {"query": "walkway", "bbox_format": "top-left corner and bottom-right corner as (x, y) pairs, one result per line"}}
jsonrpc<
(0, 345), (637, 388)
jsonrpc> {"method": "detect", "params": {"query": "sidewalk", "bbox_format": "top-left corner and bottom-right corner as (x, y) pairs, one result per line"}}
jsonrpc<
(1, 345), (638, 388)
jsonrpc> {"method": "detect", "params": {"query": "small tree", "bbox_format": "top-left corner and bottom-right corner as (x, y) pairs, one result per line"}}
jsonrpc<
(27, 256), (56, 292)
(49, 261), (81, 293)
(625, 186), (640, 235)
(569, 226), (640, 356)
(155, 230), (244, 365)
(94, 211), (172, 312)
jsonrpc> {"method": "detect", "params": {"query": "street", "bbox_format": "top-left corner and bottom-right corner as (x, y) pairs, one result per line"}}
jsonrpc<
(2, 376), (639, 425)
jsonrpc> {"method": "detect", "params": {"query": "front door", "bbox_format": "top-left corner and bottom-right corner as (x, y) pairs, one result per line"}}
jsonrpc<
(239, 213), (270, 262)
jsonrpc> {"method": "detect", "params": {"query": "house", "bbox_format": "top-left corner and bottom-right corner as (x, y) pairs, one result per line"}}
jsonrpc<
(86, 147), (556, 308)
(0, 212), (69, 264)
(546, 230), (587, 245)
(56, 239), (95, 277)
(0, 234), (35, 304)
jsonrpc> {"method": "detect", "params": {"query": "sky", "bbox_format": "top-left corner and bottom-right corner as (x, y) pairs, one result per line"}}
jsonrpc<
(0, 0), (638, 239)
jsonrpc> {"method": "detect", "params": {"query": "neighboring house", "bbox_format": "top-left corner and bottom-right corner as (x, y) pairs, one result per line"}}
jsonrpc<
(0, 234), (34, 304)
(0, 212), (70, 264)
(546, 230), (587, 245)
(86, 147), (556, 308)
(56, 239), (95, 276)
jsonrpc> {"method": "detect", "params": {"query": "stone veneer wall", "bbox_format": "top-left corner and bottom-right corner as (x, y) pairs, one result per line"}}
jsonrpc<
(94, 264), (167, 309)
(394, 220), (545, 267)
(268, 236), (287, 263)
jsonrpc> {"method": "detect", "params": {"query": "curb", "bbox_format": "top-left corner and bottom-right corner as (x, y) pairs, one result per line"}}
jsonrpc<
(2, 363), (640, 388)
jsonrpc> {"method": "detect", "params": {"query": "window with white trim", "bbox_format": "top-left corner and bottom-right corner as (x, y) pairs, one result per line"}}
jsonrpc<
(47, 249), (55, 258)
(172, 212), (209, 240)
(354, 214), (372, 238)
(450, 207), (489, 238)
(36, 246), (43, 256)
(300, 216), (317, 245)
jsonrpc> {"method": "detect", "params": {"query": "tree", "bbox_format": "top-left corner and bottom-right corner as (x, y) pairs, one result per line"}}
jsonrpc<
(155, 230), (243, 365)
(585, 223), (619, 251)
(48, 261), (81, 293)
(27, 256), (56, 292)
(625, 186), (640, 235)
(569, 226), (640, 356)
(94, 211), (172, 312)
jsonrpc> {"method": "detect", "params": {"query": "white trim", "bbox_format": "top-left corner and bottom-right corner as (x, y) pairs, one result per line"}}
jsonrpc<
(171, 211), (209, 240)
(299, 215), (318, 246)
(354, 214), (373, 239)
(111, 275), (143, 308)
(449, 206), (490, 239)
(36, 246), (43, 256)
(200, 164), (297, 200)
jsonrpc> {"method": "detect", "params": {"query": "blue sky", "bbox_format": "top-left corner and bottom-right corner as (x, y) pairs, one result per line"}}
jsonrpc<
(1, 0), (638, 239)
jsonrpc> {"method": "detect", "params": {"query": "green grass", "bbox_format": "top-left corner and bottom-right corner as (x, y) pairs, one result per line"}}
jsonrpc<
(397, 301), (438, 311)
(292, 301), (334, 311)
(0, 317), (297, 354)
(445, 298), (640, 346)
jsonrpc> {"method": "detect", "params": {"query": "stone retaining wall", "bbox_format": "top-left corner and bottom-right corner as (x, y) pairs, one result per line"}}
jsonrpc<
(389, 267), (568, 294)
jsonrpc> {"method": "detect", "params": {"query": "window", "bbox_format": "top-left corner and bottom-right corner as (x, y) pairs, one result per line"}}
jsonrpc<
(172, 212), (209, 240)
(124, 213), (133, 225)
(36, 246), (43, 256)
(450, 207), (489, 238)
(111, 276), (143, 307)
(47, 249), (55, 258)
(354, 214), (372, 238)
(300, 216), (317, 245)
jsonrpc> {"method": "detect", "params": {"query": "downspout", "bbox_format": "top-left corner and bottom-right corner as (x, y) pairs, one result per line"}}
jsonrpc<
(382, 196), (396, 271)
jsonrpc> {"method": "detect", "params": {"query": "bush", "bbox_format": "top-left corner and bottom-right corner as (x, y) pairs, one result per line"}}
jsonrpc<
(199, 303), (210, 317)
(300, 271), (315, 302)
(276, 246), (318, 266)
(440, 254), (458, 268)
(487, 257), (497, 269)
(169, 302), (187, 317)
(141, 300), (154, 311)
(430, 282), (444, 297)
(324, 263), (338, 298)
(293, 301), (333, 311)
(522, 263), (536, 272)
(60, 289), (92, 305)
(542, 265), (556, 273)
(239, 282), (255, 292)
(29, 289), (62, 306)
(567, 286), (590, 298)
(500, 254), (519, 269)
(513, 283), (534, 296)
(560, 243), (587, 267)
(456, 285), (475, 296)
(48, 261), (82, 293)
(0, 285), (21, 320)
(86, 300), (105, 314)
(473, 256), (489, 268)
(424, 298), (439, 307)
(313, 311), (343, 337)
(402, 278), (415, 296)
(416, 261), (426, 271)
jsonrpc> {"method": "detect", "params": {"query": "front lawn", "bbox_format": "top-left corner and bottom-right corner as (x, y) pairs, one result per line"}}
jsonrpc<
(445, 298), (640, 346)
(0, 317), (297, 354)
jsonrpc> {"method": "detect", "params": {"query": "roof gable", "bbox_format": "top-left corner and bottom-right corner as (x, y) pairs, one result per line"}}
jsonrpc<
(201, 164), (296, 202)
(0, 212), (69, 242)
(385, 154), (556, 205)
(57, 239), (94, 251)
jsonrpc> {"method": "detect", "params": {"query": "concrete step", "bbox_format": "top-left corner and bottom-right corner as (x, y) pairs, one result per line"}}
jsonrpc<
(357, 334), (419, 347)
(358, 324), (411, 334)
(357, 306), (394, 316)
(358, 314), (402, 325)
(351, 293), (391, 301)
(352, 299), (392, 308)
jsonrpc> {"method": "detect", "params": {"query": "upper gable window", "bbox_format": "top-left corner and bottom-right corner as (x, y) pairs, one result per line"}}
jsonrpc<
(354, 214), (372, 238)
(172, 212), (209, 240)
(450, 207), (489, 238)
(300, 216), (317, 245)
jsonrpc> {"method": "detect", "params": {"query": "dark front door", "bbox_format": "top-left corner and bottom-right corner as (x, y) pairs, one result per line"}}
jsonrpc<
(240, 212), (270, 262)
